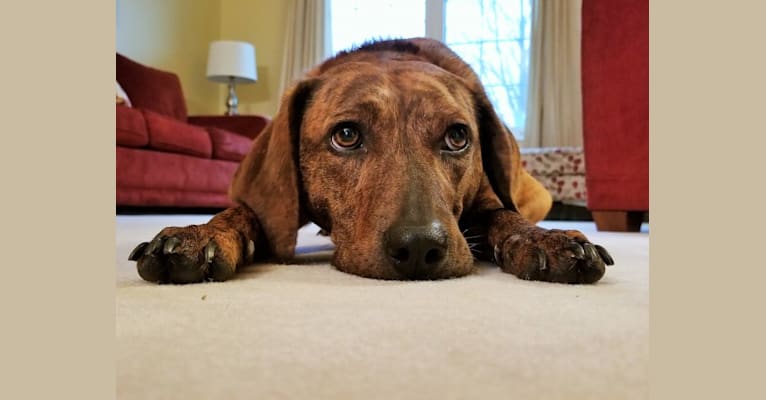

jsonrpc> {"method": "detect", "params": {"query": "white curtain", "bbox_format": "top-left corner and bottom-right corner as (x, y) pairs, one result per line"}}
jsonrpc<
(280, 0), (330, 95)
(522, 0), (583, 148)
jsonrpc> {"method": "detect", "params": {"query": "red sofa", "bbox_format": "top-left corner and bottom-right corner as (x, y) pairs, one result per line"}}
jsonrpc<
(116, 54), (270, 209)
(581, 0), (648, 231)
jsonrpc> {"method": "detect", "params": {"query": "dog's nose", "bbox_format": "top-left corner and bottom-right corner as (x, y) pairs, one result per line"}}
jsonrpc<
(385, 222), (448, 279)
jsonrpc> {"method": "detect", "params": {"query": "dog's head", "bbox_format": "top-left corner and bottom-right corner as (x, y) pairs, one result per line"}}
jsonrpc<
(230, 38), (522, 280)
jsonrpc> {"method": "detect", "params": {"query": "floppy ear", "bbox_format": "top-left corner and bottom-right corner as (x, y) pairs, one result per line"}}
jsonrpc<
(228, 79), (316, 261)
(475, 91), (520, 212)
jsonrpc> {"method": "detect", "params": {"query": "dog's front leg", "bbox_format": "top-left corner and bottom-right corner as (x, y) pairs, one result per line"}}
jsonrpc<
(487, 209), (614, 284)
(128, 205), (265, 284)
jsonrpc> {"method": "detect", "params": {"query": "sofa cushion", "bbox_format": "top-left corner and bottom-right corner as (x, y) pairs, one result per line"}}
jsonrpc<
(116, 147), (237, 208)
(207, 127), (253, 162)
(143, 109), (212, 159)
(116, 105), (149, 148)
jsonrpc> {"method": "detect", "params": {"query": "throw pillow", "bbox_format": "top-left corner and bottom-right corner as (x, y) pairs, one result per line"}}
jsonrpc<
(116, 81), (132, 107)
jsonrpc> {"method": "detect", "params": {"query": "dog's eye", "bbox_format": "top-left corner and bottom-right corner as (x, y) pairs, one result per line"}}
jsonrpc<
(330, 125), (363, 151)
(443, 125), (469, 152)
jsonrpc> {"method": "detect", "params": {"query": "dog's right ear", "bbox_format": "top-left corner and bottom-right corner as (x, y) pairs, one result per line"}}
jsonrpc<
(228, 79), (317, 261)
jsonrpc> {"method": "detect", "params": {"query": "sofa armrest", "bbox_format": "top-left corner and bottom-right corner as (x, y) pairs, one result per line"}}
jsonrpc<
(188, 115), (271, 139)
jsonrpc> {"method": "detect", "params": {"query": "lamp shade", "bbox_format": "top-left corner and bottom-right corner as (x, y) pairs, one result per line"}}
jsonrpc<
(206, 40), (257, 83)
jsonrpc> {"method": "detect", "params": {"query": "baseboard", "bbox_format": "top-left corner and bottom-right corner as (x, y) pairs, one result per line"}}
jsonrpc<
(544, 202), (594, 221)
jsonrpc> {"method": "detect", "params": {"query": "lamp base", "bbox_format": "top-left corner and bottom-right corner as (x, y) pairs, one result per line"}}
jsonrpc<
(225, 77), (239, 116)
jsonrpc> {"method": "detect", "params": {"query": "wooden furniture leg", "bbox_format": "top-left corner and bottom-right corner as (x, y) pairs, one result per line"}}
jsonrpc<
(591, 211), (644, 232)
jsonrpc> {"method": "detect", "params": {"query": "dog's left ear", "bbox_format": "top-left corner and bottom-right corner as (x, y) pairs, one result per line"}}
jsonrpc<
(228, 79), (317, 261)
(474, 90), (520, 212)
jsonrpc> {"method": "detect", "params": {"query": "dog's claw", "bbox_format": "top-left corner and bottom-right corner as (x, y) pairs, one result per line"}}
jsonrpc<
(163, 237), (181, 254)
(146, 236), (164, 255)
(128, 242), (149, 261)
(568, 242), (585, 259)
(135, 238), (167, 282)
(205, 242), (217, 264)
(594, 244), (614, 266)
(582, 243), (599, 261)
(247, 239), (255, 259)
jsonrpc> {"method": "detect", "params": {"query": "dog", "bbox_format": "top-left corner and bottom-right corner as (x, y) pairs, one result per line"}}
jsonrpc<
(128, 38), (614, 284)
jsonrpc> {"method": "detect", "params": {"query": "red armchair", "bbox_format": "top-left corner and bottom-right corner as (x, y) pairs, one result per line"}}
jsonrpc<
(581, 0), (648, 231)
(116, 53), (270, 209)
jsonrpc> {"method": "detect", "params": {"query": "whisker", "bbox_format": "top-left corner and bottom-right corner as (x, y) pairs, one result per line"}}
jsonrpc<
(463, 234), (486, 240)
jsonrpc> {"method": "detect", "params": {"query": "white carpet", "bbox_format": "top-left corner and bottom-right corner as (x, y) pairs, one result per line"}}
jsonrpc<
(116, 215), (649, 400)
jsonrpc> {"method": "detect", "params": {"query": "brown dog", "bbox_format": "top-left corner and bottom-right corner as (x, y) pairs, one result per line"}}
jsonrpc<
(129, 38), (613, 284)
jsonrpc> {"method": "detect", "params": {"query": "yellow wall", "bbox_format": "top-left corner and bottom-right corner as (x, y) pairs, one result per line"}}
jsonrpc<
(116, 0), (288, 117)
(116, 0), (222, 115)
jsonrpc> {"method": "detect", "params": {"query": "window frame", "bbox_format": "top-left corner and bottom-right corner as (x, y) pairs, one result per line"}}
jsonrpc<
(425, 0), (446, 40)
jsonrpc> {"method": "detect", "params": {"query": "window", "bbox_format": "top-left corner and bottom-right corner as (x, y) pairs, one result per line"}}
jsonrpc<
(330, 0), (426, 54)
(328, 0), (532, 138)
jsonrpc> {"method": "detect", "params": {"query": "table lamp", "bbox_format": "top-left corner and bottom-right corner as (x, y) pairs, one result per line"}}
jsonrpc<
(206, 40), (257, 115)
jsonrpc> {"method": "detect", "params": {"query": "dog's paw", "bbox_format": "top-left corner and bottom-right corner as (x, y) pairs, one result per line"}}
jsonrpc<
(493, 228), (614, 284)
(128, 225), (254, 284)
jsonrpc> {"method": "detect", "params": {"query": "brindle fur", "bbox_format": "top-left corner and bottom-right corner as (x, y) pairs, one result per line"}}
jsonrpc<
(129, 38), (613, 284)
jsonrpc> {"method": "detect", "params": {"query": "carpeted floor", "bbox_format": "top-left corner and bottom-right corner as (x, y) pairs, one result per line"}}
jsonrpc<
(116, 215), (649, 400)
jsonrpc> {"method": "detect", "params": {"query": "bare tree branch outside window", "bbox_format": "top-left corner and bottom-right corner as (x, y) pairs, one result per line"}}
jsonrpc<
(446, 0), (532, 139)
